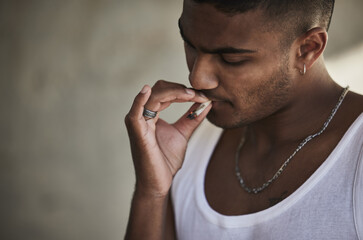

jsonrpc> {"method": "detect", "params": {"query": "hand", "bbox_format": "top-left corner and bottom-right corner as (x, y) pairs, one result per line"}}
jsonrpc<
(125, 80), (211, 198)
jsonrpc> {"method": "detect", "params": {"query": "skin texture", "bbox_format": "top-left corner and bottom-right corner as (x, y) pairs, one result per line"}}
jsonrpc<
(180, 3), (294, 129)
(125, 0), (363, 239)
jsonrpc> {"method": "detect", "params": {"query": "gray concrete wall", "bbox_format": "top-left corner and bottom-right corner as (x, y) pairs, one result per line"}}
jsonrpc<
(0, 1), (362, 239)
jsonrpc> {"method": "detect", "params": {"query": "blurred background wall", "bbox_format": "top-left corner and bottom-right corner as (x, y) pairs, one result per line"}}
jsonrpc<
(0, 0), (362, 239)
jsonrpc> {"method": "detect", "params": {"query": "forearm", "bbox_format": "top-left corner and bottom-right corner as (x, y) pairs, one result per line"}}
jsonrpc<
(125, 189), (172, 240)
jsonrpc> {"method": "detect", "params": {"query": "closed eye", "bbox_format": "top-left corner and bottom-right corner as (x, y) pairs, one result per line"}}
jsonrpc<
(221, 56), (248, 66)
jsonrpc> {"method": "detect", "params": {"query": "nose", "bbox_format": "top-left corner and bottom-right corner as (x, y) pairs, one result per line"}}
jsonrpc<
(188, 54), (219, 90)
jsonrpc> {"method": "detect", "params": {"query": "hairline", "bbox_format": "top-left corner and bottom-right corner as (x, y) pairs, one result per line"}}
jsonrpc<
(190, 0), (333, 51)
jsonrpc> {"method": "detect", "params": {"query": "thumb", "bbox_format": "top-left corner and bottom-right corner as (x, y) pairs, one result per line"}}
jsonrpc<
(173, 102), (212, 140)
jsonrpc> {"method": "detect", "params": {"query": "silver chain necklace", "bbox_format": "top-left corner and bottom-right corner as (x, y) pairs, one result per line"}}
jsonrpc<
(235, 86), (350, 194)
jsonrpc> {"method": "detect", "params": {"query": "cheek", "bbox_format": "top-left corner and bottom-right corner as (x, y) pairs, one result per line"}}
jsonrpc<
(217, 64), (260, 96)
(224, 60), (272, 92)
(219, 64), (274, 108)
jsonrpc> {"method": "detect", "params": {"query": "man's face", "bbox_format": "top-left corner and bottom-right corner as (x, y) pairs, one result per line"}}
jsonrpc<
(179, 1), (296, 128)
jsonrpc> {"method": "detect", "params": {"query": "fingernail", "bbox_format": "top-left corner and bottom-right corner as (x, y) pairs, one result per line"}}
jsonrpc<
(140, 85), (149, 94)
(185, 88), (194, 95)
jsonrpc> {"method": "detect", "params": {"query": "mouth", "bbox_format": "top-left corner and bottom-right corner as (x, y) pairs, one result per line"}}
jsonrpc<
(202, 94), (225, 102)
(198, 91), (232, 106)
(206, 98), (222, 102)
(210, 99), (234, 109)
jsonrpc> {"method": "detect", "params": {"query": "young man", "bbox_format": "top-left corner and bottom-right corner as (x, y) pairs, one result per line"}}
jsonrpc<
(125, 0), (363, 239)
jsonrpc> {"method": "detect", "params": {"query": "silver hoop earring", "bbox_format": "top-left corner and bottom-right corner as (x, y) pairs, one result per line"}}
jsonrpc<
(300, 64), (306, 75)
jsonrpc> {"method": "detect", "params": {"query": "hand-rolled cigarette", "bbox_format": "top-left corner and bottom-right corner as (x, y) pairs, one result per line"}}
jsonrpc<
(187, 100), (212, 120)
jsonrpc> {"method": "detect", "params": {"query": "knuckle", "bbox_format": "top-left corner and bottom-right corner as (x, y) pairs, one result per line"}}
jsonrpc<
(153, 80), (185, 94)
(154, 79), (166, 89)
(148, 93), (157, 103)
(124, 114), (132, 126)
(155, 79), (166, 86)
(124, 113), (137, 127)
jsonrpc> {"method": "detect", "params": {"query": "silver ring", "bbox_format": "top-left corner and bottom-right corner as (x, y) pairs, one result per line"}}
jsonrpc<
(143, 108), (158, 119)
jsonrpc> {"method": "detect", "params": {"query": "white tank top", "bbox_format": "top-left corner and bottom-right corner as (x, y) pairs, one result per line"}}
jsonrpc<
(172, 113), (363, 240)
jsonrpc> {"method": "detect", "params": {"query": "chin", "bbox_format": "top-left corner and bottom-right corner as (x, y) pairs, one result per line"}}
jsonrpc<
(206, 108), (249, 129)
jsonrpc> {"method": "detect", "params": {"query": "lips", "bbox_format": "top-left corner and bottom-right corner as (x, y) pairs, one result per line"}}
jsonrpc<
(202, 94), (225, 102)
(210, 98), (233, 107)
(197, 90), (230, 105)
(207, 97), (229, 104)
(203, 96), (219, 101)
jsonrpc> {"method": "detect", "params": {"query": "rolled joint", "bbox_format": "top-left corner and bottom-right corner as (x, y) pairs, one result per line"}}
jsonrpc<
(187, 101), (211, 120)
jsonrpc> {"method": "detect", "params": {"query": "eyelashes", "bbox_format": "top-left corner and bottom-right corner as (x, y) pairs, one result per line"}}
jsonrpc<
(221, 57), (247, 66)
(184, 41), (248, 66)
(220, 54), (248, 66)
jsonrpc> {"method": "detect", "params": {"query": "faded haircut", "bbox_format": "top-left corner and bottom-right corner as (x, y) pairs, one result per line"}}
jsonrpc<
(192, 0), (335, 47)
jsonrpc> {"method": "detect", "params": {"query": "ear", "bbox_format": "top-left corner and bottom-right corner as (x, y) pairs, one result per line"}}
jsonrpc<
(295, 27), (328, 73)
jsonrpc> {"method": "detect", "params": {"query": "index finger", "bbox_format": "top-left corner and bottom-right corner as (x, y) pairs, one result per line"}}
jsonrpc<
(145, 81), (209, 112)
(126, 85), (152, 123)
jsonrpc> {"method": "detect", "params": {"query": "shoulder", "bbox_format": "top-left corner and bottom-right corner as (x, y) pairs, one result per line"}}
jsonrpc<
(345, 90), (363, 115)
(344, 90), (363, 135)
(331, 89), (363, 140)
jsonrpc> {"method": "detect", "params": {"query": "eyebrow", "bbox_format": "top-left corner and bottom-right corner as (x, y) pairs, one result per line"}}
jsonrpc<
(178, 18), (257, 54)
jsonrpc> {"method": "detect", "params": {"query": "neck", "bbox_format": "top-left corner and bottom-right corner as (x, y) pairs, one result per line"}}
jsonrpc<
(248, 60), (344, 149)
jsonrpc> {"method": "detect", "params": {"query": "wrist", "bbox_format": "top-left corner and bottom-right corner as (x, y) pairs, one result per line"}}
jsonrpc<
(134, 184), (171, 200)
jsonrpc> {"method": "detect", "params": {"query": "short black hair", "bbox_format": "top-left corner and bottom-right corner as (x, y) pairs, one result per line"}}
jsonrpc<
(192, 0), (335, 46)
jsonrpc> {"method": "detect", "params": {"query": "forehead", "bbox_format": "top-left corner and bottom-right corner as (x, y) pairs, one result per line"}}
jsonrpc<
(180, 1), (280, 51)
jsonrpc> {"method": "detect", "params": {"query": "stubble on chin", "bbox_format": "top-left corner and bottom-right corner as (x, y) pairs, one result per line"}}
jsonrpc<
(206, 108), (251, 129)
